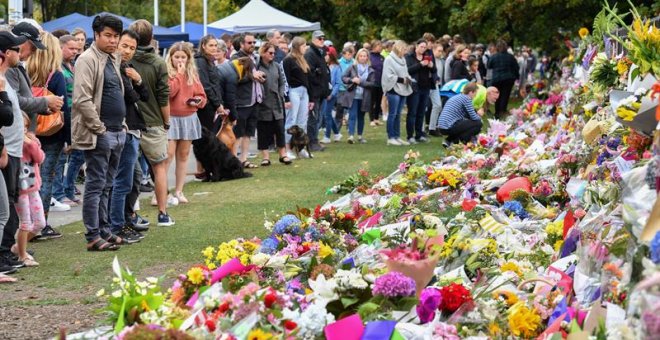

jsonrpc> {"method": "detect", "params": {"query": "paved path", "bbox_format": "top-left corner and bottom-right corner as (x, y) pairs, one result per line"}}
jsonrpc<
(47, 139), (260, 227)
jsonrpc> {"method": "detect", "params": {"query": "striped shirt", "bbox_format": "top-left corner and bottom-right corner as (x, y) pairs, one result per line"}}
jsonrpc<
(437, 94), (481, 130)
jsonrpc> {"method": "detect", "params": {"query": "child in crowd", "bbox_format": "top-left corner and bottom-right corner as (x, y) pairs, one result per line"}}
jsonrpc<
(14, 113), (46, 266)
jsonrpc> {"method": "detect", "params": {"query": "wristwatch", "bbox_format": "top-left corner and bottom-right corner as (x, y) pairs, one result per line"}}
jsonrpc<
(164, 122), (170, 130)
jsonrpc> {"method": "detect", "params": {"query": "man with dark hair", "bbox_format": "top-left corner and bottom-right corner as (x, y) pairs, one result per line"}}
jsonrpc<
(108, 29), (149, 243)
(437, 82), (483, 145)
(266, 29), (286, 63)
(72, 14), (127, 251)
(369, 40), (384, 127)
(0, 31), (29, 269)
(304, 30), (330, 152)
(128, 19), (174, 227)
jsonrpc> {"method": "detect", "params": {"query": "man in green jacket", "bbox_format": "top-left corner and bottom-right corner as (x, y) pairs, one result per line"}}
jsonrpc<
(128, 19), (174, 227)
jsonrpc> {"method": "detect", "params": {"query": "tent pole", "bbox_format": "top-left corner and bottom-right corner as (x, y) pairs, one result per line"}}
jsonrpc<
(180, 0), (185, 32)
(203, 0), (208, 36)
(154, 0), (159, 26)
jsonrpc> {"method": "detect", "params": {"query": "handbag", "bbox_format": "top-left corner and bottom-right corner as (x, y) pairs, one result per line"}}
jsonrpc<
(31, 72), (64, 136)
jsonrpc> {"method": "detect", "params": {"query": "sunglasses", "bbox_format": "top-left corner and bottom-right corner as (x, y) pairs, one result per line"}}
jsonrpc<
(317, 37), (325, 41)
(246, 41), (256, 45)
(267, 51), (275, 55)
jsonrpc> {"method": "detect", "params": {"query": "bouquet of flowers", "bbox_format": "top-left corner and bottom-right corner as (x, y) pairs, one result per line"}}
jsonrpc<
(616, 88), (649, 121)
(426, 167), (463, 189)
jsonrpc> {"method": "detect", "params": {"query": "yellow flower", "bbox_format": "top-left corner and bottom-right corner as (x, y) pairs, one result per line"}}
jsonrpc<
(140, 299), (151, 312)
(545, 221), (563, 237)
(579, 27), (589, 39)
(247, 328), (273, 340)
(617, 107), (637, 121)
(508, 304), (541, 338)
(554, 240), (564, 251)
(202, 246), (215, 259)
(242, 241), (258, 253)
(488, 322), (503, 337)
(318, 241), (335, 259)
(493, 290), (519, 306)
(186, 267), (205, 285)
(500, 261), (523, 277)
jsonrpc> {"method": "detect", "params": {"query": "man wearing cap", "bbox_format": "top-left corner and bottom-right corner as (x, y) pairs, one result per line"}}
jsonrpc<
(0, 31), (29, 268)
(6, 22), (63, 132)
(304, 30), (330, 152)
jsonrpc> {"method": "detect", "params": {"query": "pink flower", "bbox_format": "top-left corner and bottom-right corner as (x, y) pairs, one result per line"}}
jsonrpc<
(416, 287), (442, 324)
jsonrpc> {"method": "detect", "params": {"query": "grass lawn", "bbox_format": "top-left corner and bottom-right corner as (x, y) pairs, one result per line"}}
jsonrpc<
(1, 121), (444, 295)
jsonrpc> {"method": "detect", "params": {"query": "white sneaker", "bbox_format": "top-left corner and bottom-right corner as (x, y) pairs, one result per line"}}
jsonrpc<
(167, 194), (179, 207)
(398, 138), (410, 146)
(299, 149), (310, 159)
(347, 136), (355, 144)
(358, 136), (367, 144)
(50, 198), (71, 212)
(387, 138), (402, 146)
(286, 151), (297, 160)
(407, 138), (418, 145)
(320, 137), (331, 144)
(418, 136), (430, 143)
(333, 133), (343, 142)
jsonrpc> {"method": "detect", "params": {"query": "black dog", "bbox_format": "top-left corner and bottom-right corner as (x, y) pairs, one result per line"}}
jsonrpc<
(193, 127), (253, 181)
(287, 125), (313, 159)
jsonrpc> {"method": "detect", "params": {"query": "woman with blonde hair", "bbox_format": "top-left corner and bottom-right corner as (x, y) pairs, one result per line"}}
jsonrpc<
(282, 36), (312, 159)
(165, 42), (207, 203)
(25, 32), (70, 228)
(340, 48), (375, 144)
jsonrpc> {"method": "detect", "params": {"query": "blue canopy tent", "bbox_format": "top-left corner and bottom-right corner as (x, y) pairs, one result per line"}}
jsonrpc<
(42, 13), (89, 33)
(42, 12), (189, 48)
(169, 22), (230, 45)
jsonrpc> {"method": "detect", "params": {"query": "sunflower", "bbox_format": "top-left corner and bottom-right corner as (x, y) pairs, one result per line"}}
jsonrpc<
(247, 329), (273, 340)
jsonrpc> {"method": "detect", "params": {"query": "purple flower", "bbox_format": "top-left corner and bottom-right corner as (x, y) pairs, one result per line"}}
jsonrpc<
(651, 231), (660, 264)
(372, 271), (416, 298)
(416, 287), (442, 324)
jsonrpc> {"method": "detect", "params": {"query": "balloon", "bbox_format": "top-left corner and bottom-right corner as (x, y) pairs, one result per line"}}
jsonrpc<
(496, 177), (532, 203)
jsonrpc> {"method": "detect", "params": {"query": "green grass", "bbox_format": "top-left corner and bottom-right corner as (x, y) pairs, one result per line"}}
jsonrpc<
(0, 122), (442, 294)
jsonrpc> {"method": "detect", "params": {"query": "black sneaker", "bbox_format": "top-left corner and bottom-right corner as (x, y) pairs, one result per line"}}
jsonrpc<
(139, 182), (154, 193)
(40, 225), (63, 240)
(0, 264), (17, 275)
(157, 212), (175, 227)
(126, 226), (146, 240)
(0, 253), (24, 268)
(115, 228), (141, 244)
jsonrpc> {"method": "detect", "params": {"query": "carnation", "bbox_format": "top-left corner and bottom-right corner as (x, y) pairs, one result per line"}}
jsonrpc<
(439, 283), (473, 314)
(371, 271), (416, 298)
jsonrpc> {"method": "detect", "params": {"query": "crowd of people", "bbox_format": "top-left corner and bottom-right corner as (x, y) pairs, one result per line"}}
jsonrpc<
(0, 14), (543, 282)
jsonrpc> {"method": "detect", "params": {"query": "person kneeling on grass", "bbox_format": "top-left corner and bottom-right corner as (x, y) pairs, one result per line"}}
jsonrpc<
(437, 82), (483, 145)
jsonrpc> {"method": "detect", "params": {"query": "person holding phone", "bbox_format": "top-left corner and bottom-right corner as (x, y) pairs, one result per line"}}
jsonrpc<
(165, 42), (207, 204)
(404, 39), (436, 144)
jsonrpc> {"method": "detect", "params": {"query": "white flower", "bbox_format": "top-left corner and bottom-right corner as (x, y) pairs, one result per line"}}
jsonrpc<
(146, 277), (159, 284)
(308, 274), (339, 303)
(297, 301), (336, 339)
(96, 288), (105, 297)
(334, 268), (368, 291)
(264, 220), (274, 231)
(268, 255), (288, 269)
(634, 87), (647, 97)
(111, 290), (123, 298)
(250, 253), (271, 266)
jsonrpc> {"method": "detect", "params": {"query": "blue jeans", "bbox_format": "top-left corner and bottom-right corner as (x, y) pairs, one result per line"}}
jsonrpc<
(139, 152), (150, 183)
(348, 99), (365, 136)
(52, 152), (66, 201)
(39, 142), (64, 216)
(406, 89), (430, 140)
(386, 92), (406, 139)
(322, 96), (339, 138)
(83, 131), (126, 242)
(60, 150), (85, 200)
(285, 86), (309, 142)
(109, 133), (139, 233)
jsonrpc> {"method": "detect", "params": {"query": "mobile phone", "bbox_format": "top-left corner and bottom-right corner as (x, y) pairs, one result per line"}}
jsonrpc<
(186, 98), (202, 105)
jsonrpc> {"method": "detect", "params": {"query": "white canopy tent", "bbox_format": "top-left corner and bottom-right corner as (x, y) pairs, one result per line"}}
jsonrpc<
(208, 0), (320, 33)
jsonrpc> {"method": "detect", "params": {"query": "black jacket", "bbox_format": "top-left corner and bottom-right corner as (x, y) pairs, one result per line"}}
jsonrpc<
(0, 91), (14, 154)
(304, 44), (330, 100)
(488, 52), (520, 84)
(405, 52), (437, 90)
(121, 62), (148, 131)
(450, 59), (471, 81)
(195, 53), (223, 111)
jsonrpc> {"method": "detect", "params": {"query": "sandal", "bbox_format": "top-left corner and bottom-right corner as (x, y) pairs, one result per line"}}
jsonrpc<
(20, 258), (39, 267)
(261, 159), (271, 166)
(87, 238), (120, 251)
(242, 161), (259, 169)
(279, 156), (293, 165)
(105, 234), (125, 245)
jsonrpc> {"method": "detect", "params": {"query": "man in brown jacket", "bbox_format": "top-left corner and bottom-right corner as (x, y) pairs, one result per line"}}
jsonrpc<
(72, 14), (127, 251)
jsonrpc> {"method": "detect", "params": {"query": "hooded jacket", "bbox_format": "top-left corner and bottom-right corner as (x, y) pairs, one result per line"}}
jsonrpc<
(382, 53), (412, 96)
(130, 46), (170, 127)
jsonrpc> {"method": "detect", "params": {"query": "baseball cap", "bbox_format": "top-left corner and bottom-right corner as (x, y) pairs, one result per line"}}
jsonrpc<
(12, 22), (45, 49)
(312, 30), (325, 39)
(0, 31), (28, 53)
(323, 40), (333, 47)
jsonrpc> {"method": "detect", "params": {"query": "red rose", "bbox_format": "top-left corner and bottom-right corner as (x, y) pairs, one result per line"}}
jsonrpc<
(217, 301), (230, 313)
(264, 292), (277, 308)
(438, 283), (473, 313)
(284, 320), (298, 330)
(205, 319), (216, 332)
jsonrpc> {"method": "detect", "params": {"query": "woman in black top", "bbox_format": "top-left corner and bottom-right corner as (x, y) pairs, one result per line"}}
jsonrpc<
(450, 44), (471, 81)
(282, 37), (312, 159)
(194, 35), (224, 133)
(487, 40), (520, 119)
(404, 39), (437, 144)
